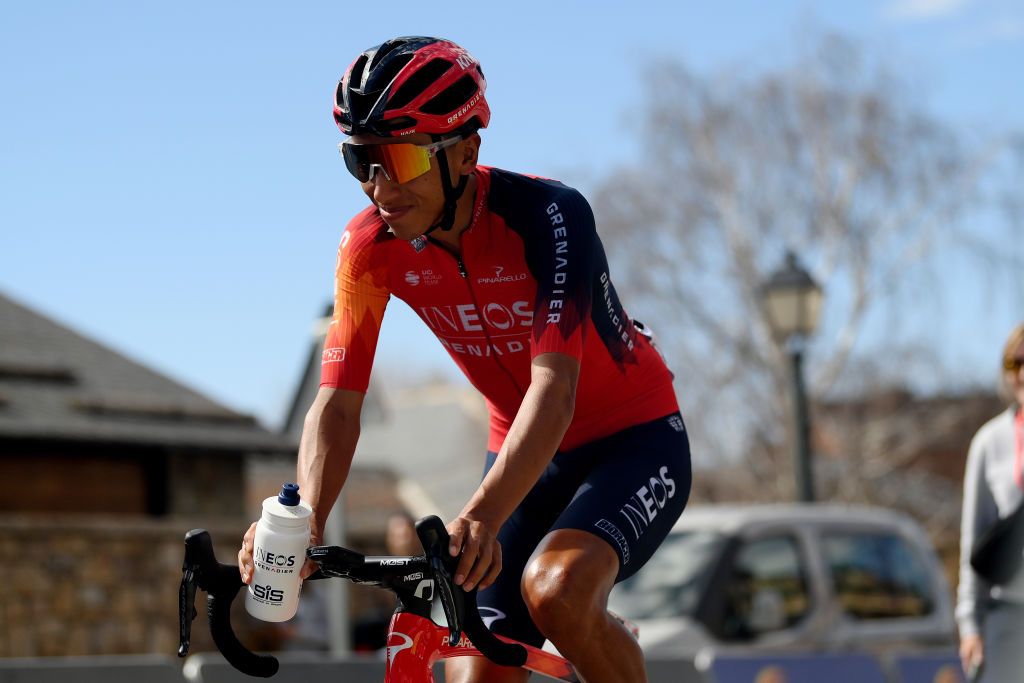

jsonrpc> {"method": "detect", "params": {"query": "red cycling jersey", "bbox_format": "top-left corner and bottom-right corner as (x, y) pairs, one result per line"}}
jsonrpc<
(321, 166), (678, 452)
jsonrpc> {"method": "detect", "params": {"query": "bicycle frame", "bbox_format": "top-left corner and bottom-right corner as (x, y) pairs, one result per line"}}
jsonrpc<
(385, 611), (576, 682)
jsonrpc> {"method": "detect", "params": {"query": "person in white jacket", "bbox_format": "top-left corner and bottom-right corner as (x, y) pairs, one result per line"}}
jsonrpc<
(957, 322), (1024, 681)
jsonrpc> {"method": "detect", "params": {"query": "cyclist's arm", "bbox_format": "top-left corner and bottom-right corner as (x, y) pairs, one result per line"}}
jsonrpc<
(448, 352), (577, 591)
(459, 352), (578, 529)
(297, 386), (365, 548)
(242, 217), (388, 583)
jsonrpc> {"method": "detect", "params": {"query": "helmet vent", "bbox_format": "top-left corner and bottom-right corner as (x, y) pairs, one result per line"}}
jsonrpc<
(369, 39), (405, 70)
(421, 74), (478, 116)
(389, 58), (453, 110)
(349, 55), (369, 91)
(364, 53), (414, 92)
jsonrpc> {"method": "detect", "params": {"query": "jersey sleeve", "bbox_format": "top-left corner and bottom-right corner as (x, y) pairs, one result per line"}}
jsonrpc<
(320, 217), (390, 391)
(527, 187), (597, 361)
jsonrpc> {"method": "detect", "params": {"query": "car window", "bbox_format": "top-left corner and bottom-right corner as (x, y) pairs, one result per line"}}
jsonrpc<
(823, 531), (935, 620)
(717, 535), (811, 641)
(607, 530), (727, 620)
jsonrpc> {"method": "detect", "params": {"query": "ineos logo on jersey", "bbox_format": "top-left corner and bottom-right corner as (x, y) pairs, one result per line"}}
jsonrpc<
(418, 301), (532, 334)
(618, 466), (678, 541)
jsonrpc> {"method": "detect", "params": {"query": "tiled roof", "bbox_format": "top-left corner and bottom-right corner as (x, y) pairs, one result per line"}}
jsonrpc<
(0, 290), (292, 452)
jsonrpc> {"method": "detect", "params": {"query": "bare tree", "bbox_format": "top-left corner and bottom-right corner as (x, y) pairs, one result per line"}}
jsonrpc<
(594, 33), (1023, 501)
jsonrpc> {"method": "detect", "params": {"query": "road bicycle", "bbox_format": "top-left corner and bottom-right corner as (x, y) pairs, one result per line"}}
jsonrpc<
(178, 515), (583, 681)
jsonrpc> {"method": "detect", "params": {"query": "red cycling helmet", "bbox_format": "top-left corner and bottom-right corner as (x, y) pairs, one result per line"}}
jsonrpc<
(334, 36), (490, 138)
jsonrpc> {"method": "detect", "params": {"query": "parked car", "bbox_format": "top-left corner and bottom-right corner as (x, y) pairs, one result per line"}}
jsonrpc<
(607, 504), (956, 658)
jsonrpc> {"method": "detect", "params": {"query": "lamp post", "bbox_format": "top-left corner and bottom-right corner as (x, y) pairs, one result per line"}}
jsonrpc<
(761, 250), (823, 503)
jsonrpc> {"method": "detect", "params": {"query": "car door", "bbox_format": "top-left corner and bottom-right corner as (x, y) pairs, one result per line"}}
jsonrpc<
(696, 529), (818, 648)
(815, 524), (955, 651)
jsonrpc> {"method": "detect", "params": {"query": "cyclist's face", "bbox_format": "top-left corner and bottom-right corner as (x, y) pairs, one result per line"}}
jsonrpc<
(350, 132), (453, 240)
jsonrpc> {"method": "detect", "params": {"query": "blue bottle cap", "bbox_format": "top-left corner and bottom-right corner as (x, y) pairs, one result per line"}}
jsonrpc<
(278, 483), (301, 506)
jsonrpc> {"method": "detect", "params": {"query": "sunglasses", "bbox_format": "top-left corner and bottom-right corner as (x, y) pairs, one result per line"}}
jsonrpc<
(1004, 356), (1024, 372)
(338, 136), (462, 185)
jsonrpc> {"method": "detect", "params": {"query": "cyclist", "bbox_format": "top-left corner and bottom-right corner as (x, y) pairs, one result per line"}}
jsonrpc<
(239, 36), (692, 683)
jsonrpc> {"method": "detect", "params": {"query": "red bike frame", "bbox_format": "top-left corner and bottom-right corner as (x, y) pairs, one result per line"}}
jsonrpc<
(385, 612), (576, 682)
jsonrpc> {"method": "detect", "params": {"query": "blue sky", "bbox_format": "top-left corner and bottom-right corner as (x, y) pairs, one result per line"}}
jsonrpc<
(1, 1), (1021, 428)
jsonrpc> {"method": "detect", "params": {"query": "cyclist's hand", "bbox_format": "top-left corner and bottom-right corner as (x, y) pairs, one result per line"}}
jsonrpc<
(299, 534), (321, 580)
(447, 516), (502, 593)
(238, 522), (258, 584)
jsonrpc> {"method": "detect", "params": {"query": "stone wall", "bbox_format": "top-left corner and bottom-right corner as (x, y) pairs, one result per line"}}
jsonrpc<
(0, 514), (271, 658)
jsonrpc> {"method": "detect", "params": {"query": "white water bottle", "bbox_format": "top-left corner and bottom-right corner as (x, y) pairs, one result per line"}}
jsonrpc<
(245, 483), (313, 622)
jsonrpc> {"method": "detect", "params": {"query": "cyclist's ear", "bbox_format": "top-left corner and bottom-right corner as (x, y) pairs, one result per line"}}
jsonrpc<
(457, 134), (481, 174)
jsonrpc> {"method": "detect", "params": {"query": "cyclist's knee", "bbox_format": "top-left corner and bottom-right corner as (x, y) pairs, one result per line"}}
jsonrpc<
(521, 530), (618, 636)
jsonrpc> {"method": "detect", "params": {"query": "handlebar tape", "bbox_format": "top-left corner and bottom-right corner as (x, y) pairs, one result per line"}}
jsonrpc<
(180, 530), (279, 678)
(208, 580), (279, 678)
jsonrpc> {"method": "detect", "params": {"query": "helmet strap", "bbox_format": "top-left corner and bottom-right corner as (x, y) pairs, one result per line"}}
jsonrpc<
(422, 138), (469, 236)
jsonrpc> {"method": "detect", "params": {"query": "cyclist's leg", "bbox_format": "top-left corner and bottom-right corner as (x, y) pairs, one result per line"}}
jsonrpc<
(445, 450), (585, 683)
(524, 529), (637, 681)
(521, 412), (692, 683)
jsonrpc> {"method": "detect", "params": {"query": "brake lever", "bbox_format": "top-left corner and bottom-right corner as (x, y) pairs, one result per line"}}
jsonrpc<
(414, 516), (526, 668)
(415, 516), (463, 644)
(178, 566), (198, 657)
(430, 553), (465, 644)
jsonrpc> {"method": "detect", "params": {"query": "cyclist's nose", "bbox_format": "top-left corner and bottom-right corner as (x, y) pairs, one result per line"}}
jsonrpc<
(369, 169), (401, 200)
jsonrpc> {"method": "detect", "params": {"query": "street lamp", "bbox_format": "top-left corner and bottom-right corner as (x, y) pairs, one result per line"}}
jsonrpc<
(761, 250), (823, 503)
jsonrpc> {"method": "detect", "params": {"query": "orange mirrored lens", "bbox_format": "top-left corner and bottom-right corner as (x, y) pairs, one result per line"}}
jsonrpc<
(343, 143), (432, 184)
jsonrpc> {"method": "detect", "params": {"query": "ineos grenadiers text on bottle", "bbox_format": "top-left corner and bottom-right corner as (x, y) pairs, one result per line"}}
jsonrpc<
(245, 483), (312, 622)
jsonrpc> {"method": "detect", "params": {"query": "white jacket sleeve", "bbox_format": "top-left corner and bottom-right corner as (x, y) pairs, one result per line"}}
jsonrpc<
(956, 428), (999, 637)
